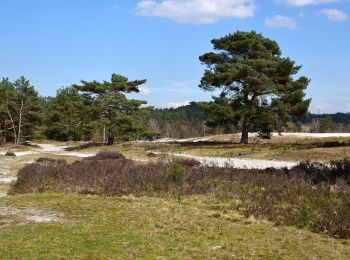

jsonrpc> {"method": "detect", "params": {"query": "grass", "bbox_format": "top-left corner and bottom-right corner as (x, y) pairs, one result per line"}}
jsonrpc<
(1, 193), (350, 259)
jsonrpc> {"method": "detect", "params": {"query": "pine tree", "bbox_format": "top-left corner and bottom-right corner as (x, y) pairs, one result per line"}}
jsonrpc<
(74, 74), (147, 145)
(199, 31), (311, 144)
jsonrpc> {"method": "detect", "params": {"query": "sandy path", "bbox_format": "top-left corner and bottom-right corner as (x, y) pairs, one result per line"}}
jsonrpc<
(33, 143), (95, 158)
(154, 152), (298, 169)
(0, 143), (96, 196)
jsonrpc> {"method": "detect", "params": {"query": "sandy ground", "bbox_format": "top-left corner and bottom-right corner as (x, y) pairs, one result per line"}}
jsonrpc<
(32, 143), (95, 158)
(0, 204), (62, 226)
(154, 152), (297, 169)
(0, 144), (96, 197)
(274, 132), (350, 138)
(151, 133), (350, 143)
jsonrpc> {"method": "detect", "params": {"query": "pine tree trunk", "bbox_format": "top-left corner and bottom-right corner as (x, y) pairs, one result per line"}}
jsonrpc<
(6, 102), (17, 144)
(240, 116), (250, 144)
(17, 99), (24, 145)
(107, 135), (115, 145)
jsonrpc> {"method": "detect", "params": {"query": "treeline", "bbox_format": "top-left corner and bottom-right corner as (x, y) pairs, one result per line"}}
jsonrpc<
(144, 102), (208, 139)
(145, 104), (350, 138)
(1, 75), (349, 144)
(0, 75), (157, 145)
(0, 77), (43, 144)
(303, 113), (350, 133)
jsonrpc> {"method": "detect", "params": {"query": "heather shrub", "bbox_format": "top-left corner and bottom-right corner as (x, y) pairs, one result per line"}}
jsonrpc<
(172, 158), (201, 168)
(84, 151), (125, 161)
(295, 159), (350, 184)
(9, 153), (350, 239)
(5, 151), (16, 157)
(36, 157), (57, 163)
(169, 164), (187, 182)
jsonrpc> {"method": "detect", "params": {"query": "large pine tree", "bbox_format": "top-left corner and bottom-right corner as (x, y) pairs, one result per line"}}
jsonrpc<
(199, 31), (311, 144)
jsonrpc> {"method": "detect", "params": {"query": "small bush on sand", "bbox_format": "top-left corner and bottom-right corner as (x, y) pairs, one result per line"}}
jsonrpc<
(36, 157), (57, 163)
(5, 151), (16, 157)
(84, 151), (125, 161)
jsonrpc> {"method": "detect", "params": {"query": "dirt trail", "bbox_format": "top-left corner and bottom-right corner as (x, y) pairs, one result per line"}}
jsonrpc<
(33, 143), (95, 158)
(154, 152), (297, 169)
(0, 143), (96, 197)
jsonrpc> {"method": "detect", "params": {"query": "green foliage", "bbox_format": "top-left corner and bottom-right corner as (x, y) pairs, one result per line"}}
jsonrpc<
(0, 77), (43, 144)
(44, 87), (94, 141)
(169, 163), (187, 182)
(145, 102), (209, 138)
(319, 116), (337, 133)
(199, 31), (311, 143)
(74, 74), (150, 144)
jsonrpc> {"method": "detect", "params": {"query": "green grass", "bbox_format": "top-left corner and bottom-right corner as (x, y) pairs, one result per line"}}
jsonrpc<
(1, 193), (350, 259)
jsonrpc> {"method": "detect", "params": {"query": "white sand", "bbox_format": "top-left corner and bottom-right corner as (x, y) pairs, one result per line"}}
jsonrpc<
(154, 152), (297, 169)
(33, 143), (95, 158)
(0, 177), (17, 183)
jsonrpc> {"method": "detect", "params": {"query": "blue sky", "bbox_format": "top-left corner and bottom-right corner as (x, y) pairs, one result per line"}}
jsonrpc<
(0, 0), (349, 113)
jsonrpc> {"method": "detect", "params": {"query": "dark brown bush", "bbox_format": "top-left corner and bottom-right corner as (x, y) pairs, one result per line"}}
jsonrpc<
(84, 151), (125, 161)
(36, 157), (57, 163)
(172, 158), (201, 167)
(5, 151), (16, 157)
(9, 153), (350, 239)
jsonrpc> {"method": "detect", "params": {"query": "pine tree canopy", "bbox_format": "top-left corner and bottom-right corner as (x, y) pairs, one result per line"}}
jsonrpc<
(199, 31), (311, 144)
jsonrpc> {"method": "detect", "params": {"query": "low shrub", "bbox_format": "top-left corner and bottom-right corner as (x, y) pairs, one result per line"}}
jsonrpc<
(169, 164), (187, 182)
(5, 151), (16, 157)
(295, 159), (350, 184)
(84, 151), (125, 161)
(36, 157), (57, 163)
(172, 158), (201, 168)
(9, 153), (350, 239)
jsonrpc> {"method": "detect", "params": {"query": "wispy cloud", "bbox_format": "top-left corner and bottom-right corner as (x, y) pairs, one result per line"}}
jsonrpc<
(165, 100), (191, 108)
(139, 87), (152, 95)
(265, 15), (297, 29)
(311, 101), (331, 111)
(134, 0), (256, 24)
(319, 8), (347, 22)
(152, 80), (201, 93)
(276, 0), (341, 6)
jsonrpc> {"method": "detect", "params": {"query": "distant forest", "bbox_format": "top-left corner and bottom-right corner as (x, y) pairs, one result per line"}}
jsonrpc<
(145, 102), (350, 139)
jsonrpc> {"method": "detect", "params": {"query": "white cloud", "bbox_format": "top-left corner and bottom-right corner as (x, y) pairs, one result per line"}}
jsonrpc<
(135, 0), (256, 24)
(276, 0), (340, 6)
(319, 8), (347, 22)
(165, 101), (190, 108)
(139, 87), (152, 95)
(311, 101), (331, 112)
(265, 15), (297, 29)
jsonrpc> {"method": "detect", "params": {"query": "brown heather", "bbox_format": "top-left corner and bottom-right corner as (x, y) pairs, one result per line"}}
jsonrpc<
(9, 152), (350, 239)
